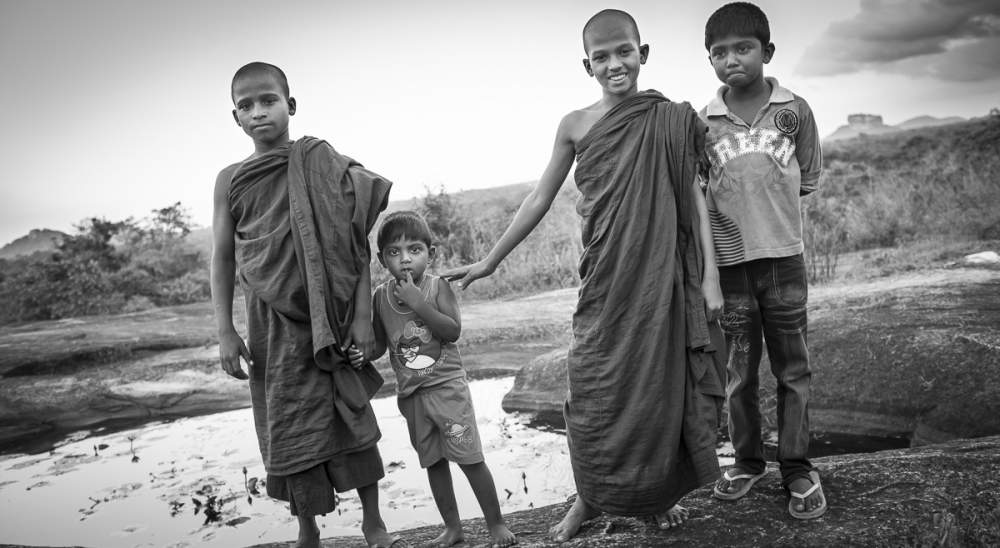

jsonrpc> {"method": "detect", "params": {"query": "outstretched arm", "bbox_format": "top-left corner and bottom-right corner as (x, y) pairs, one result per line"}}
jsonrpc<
(443, 113), (578, 289)
(211, 167), (251, 380)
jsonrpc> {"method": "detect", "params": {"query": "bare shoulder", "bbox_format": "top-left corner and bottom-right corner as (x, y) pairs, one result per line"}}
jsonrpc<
(560, 102), (607, 146)
(214, 162), (241, 192)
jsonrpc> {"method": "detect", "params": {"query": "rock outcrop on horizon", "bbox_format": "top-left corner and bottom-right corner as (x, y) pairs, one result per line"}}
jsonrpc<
(824, 113), (965, 141)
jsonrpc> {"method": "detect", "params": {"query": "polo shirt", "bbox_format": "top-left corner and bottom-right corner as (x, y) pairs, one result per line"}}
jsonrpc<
(699, 77), (822, 267)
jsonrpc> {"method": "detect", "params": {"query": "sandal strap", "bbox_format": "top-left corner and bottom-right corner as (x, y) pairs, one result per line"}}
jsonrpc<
(790, 481), (821, 500)
(723, 469), (763, 482)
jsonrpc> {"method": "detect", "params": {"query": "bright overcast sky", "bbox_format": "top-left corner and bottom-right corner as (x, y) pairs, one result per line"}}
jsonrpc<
(1, 0), (998, 245)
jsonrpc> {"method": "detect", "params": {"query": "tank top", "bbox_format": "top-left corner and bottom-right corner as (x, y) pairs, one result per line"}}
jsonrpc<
(373, 274), (465, 397)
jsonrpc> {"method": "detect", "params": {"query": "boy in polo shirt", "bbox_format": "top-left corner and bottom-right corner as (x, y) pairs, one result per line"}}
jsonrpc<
(700, 2), (827, 519)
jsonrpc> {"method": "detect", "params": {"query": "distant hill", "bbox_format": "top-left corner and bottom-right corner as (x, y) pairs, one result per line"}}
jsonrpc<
(825, 113), (966, 142)
(184, 180), (546, 259)
(0, 229), (66, 259)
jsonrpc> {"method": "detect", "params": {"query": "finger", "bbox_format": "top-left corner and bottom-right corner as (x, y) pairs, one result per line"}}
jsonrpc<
(340, 334), (354, 353)
(238, 340), (253, 365)
(405, 270), (413, 284)
(232, 366), (249, 380)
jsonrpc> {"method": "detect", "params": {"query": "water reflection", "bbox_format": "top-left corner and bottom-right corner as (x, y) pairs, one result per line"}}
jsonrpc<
(0, 377), (574, 548)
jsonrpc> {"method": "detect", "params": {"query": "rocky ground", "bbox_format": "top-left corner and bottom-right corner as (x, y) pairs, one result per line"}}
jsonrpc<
(503, 263), (1000, 447)
(243, 435), (1000, 548)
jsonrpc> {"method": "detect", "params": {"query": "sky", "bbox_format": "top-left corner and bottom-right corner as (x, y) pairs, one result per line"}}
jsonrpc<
(1, 0), (998, 246)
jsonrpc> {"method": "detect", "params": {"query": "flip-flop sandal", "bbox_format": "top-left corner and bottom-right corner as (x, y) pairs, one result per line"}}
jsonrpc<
(788, 470), (828, 520)
(712, 468), (767, 500)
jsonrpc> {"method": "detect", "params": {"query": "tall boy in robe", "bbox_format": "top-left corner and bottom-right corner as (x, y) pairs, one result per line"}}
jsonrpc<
(445, 10), (726, 542)
(211, 62), (398, 548)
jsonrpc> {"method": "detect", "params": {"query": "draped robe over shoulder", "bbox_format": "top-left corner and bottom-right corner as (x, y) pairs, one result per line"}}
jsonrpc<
(567, 92), (725, 515)
(229, 137), (391, 476)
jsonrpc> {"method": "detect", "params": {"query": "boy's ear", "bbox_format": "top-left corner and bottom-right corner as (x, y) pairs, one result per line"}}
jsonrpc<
(428, 245), (437, 261)
(376, 252), (386, 268)
(232, 109), (240, 126)
(287, 97), (297, 115)
(763, 42), (775, 64)
(639, 44), (649, 64)
(582, 58), (594, 77)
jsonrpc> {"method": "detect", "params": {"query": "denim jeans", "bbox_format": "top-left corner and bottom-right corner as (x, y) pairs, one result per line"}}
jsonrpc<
(718, 254), (812, 486)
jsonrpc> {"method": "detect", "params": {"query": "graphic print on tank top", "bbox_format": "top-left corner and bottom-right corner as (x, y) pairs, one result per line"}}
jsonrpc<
(392, 319), (444, 376)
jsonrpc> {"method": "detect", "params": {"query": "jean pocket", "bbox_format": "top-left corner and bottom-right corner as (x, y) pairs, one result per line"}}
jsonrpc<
(772, 255), (808, 307)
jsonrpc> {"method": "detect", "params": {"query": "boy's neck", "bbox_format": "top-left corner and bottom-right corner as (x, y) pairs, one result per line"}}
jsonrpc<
(250, 134), (292, 158)
(600, 84), (641, 110)
(725, 75), (771, 104)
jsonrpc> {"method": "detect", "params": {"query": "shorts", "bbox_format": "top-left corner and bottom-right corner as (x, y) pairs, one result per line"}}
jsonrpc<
(397, 377), (484, 468)
(266, 444), (384, 516)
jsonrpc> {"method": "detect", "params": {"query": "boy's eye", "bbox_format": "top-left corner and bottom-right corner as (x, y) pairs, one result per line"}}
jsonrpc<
(387, 249), (399, 256)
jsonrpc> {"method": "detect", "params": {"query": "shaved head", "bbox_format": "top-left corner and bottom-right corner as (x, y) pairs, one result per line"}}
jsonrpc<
(582, 9), (640, 51)
(231, 62), (289, 101)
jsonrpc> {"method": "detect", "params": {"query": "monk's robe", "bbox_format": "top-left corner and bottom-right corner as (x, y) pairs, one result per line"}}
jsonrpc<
(229, 136), (390, 478)
(567, 91), (726, 515)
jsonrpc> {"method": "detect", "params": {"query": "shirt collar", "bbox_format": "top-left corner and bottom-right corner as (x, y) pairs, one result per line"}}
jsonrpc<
(705, 76), (794, 117)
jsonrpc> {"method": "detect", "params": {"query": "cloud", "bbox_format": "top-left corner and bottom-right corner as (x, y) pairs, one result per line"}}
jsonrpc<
(797, 0), (1000, 81)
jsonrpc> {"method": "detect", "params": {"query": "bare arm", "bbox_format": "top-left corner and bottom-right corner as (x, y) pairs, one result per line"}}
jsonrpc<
(443, 113), (578, 289)
(693, 178), (723, 321)
(345, 260), (376, 361)
(394, 274), (462, 342)
(210, 167), (251, 380)
(371, 291), (387, 360)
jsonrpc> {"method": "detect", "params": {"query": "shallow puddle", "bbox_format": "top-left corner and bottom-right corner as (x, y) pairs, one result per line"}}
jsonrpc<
(0, 377), (578, 548)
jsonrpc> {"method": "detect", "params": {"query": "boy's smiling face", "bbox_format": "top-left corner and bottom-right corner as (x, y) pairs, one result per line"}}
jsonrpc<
(379, 236), (434, 284)
(583, 20), (648, 97)
(708, 34), (773, 89)
(231, 71), (296, 149)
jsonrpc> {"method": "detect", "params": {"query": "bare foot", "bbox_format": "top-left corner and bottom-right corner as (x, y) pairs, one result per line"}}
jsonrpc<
(362, 521), (399, 548)
(296, 515), (320, 548)
(488, 522), (517, 547)
(655, 504), (689, 530)
(431, 525), (464, 547)
(788, 476), (824, 514)
(549, 496), (601, 542)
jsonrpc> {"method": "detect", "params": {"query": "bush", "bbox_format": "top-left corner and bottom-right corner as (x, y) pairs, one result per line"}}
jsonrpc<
(0, 202), (209, 324)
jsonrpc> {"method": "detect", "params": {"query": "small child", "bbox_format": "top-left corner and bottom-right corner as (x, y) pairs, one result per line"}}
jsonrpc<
(699, 2), (827, 519)
(367, 211), (517, 548)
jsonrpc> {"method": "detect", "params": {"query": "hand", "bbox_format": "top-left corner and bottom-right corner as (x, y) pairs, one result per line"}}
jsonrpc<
(343, 316), (375, 363)
(702, 276), (724, 323)
(441, 260), (495, 290)
(393, 271), (424, 308)
(218, 330), (251, 380)
(346, 345), (365, 370)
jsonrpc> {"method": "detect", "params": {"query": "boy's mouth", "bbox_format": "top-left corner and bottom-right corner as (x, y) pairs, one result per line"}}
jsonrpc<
(608, 73), (628, 83)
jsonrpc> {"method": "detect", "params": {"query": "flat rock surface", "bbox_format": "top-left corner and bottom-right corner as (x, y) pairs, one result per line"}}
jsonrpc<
(244, 435), (1000, 548)
(0, 290), (574, 453)
(503, 265), (1000, 444)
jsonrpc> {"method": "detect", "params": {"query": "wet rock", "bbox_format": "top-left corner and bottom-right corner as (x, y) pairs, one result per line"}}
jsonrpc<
(247, 435), (1000, 548)
(502, 267), (1000, 445)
